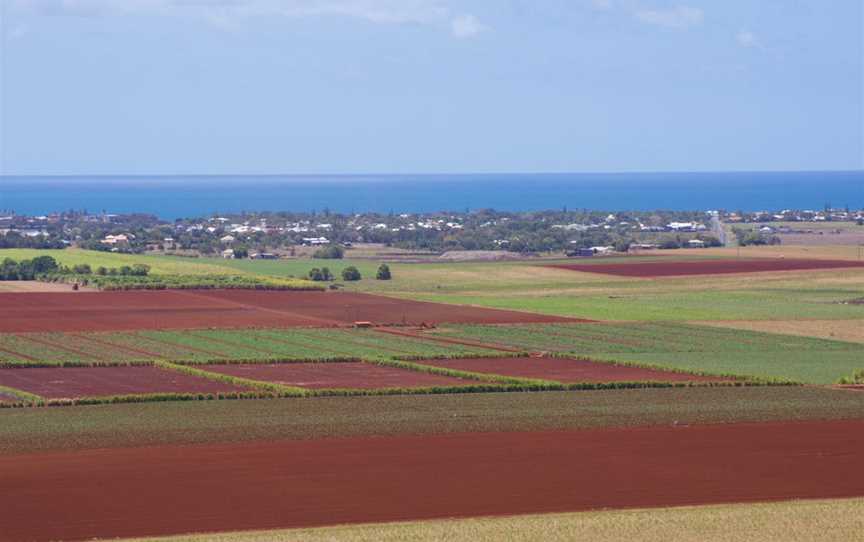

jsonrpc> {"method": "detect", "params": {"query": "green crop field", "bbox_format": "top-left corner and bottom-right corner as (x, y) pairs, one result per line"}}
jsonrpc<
(427, 322), (864, 384)
(0, 328), (501, 366)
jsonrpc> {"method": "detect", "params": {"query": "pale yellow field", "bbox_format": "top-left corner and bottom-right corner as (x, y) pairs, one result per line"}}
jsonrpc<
(121, 498), (864, 542)
(695, 244), (864, 261)
(696, 319), (864, 344)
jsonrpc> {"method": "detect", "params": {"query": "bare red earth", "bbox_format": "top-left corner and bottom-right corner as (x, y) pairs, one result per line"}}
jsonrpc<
(549, 258), (864, 277)
(203, 361), (485, 389)
(415, 357), (725, 383)
(3, 419), (864, 542)
(0, 366), (248, 399)
(0, 290), (580, 333)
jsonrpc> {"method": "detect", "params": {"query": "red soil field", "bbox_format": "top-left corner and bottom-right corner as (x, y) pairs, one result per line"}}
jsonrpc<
(0, 290), (579, 333)
(549, 258), (864, 277)
(414, 357), (725, 383)
(0, 366), (248, 399)
(203, 361), (484, 389)
(3, 419), (863, 542)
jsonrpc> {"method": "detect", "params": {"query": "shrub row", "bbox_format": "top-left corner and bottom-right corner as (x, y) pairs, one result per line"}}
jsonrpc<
(39, 273), (324, 291)
(838, 369), (864, 385)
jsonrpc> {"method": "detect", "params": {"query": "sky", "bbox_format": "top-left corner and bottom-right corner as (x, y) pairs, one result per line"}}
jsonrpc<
(0, 0), (861, 175)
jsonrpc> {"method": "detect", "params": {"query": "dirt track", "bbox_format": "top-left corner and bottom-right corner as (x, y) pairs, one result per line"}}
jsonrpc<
(0, 290), (580, 332)
(549, 258), (864, 277)
(3, 419), (863, 542)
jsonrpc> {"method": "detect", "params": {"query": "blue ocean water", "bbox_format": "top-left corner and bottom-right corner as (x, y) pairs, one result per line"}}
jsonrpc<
(1, 171), (861, 220)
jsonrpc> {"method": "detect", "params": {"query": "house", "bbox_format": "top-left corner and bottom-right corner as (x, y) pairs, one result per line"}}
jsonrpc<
(301, 237), (330, 246)
(220, 235), (235, 244)
(100, 234), (132, 248)
(221, 249), (235, 259)
(687, 239), (706, 248)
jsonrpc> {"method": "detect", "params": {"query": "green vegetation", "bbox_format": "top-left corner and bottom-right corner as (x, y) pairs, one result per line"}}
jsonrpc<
(312, 245), (345, 259)
(0, 255), (60, 280)
(116, 498), (864, 542)
(595, 351), (864, 385)
(376, 263), (392, 280)
(3, 386), (863, 454)
(0, 328), (502, 366)
(341, 266), (362, 281)
(429, 323), (864, 384)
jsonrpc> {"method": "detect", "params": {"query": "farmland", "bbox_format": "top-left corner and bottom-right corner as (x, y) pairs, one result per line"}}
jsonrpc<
(2, 245), (864, 541)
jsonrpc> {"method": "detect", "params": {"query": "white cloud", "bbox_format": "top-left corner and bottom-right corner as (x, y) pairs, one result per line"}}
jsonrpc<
(9, 0), (488, 38)
(450, 14), (486, 39)
(634, 5), (703, 29)
(736, 29), (762, 49)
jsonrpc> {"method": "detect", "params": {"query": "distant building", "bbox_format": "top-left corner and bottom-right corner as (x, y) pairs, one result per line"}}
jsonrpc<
(301, 237), (330, 246)
(221, 249), (235, 259)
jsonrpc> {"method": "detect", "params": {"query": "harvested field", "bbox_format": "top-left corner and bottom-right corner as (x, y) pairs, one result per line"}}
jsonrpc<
(548, 258), (864, 277)
(695, 319), (864, 344)
(0, 366), (248, 399)
(414, 357), (725, 383)
(0, 290), (580, 333)
(3, 419), (863, 542)
(202, 361), (483, 389)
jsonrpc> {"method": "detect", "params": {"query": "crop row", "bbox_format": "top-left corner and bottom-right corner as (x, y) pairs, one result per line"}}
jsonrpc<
(431, 322), (864, 355)
(40, 273), (324, 291)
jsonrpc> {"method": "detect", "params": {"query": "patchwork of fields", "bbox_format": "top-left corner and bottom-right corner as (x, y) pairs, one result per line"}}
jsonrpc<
(2, 247), (863, 542)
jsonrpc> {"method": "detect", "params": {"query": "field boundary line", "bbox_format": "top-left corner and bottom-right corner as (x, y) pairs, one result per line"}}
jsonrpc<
(154, 361), (309, 397)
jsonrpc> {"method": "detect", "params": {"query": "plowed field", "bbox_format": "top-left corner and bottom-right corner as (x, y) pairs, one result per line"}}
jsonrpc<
(0, 366), (248, 399)
(203, 361), (486, 389)
(3, 419), (863, 542)
(0, 290), (581, 332)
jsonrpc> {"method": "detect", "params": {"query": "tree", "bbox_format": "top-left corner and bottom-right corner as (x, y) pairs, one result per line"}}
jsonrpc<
(341, 266), (361, 281)
(30, 255), (59, 274)
(96, 266), (108, 276)
(233, 247), (249, 259)
(312, 245), (344, 259)
(73, 264), (92, 274)
(307, 268), (324, 281)
(321, 267), (333, 281)
(376, 263), (392, 280)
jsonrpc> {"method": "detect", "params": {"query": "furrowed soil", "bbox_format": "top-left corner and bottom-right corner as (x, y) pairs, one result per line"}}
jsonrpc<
(0, 290), (581, 332)
(414, 357), (728, 383)
(0, 366), (248, 399)
(3, 419), (863, 542)
(202, 362), (486, 389)
(549, 259), (864, 278)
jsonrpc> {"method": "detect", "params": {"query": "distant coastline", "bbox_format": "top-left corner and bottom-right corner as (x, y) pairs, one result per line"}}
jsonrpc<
(2, 171), (861, 220)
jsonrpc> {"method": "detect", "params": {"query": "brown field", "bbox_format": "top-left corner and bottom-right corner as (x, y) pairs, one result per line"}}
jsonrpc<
(696, 319), (864, 344)
(0, 280), (88, 293)
(0, 290), (581, 333)
(202, 361), (486, 390)
(414, 357), (727, 383)
(3, 419), (863, 542)
(0, 366), (249, 399)
(548, 259), (864, 278)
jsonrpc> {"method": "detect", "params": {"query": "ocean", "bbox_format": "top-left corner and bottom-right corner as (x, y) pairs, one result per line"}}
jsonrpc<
(1, 171), (861, 220)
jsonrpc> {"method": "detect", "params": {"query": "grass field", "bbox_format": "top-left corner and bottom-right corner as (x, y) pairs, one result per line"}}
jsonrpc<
(118, 498), (864, 542)
(3, 386), (863, 454)
(427, 322), (864, 383)
(0, 328), (500, 366)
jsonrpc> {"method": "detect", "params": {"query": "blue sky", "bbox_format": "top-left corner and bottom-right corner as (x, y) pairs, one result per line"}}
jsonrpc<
(1, 0), (861, 175)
